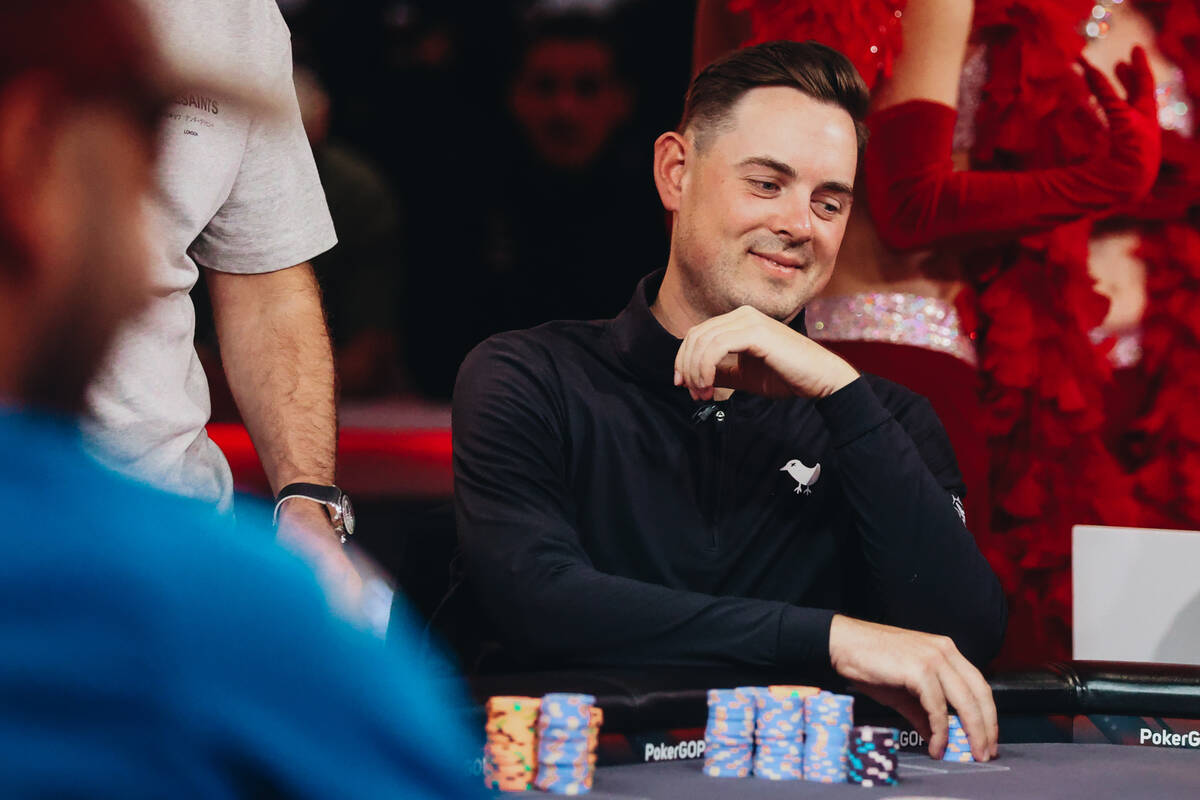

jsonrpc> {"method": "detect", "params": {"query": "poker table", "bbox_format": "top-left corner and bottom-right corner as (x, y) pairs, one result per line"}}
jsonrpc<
(466, 661), (1200, 798)
(582, 745), (1195, 798)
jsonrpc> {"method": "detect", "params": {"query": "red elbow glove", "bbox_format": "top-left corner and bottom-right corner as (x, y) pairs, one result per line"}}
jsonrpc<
(865, 47), (1162, 251)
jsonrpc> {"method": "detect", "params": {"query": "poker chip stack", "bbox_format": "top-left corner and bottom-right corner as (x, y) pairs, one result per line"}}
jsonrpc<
(585, 706), (604, 778)
(483, 696), (541, 792)
(847, 726), (900, 786)
(802, 692), (854, 783)
(703, 687), (757, 778)
(751, 688), (806, 780)
(943, 715), (974, 762)
(534, 693), (600, 794)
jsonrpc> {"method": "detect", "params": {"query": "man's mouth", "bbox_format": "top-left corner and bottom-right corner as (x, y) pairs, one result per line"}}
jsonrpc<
(750, 251), (804, 272)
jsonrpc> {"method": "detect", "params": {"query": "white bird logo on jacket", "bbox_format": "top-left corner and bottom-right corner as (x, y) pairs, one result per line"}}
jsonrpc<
(780, 459), (821, 495)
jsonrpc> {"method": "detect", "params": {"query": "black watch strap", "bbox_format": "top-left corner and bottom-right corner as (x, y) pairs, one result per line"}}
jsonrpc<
(276, 482), (340, 508)
(273, 483), (355, 542)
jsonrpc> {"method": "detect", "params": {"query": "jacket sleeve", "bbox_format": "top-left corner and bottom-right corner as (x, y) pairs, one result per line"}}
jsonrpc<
(817, 377), (1008, 666)
(453, 336), (834, 670)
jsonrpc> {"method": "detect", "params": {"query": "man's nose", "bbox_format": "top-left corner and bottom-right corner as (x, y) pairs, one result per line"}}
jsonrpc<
(551, 87), (585, 116)
(771, 194), (813, 243)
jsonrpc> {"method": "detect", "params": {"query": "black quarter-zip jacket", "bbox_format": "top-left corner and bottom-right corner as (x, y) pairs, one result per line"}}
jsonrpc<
(453, 271), (1006, 670)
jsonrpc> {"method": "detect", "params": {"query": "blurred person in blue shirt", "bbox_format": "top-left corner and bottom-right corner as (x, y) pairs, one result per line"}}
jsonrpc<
(0, 1), (482, 796)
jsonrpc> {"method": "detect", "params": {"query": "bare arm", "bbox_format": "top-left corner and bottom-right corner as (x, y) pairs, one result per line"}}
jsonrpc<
(206, 262), (336, 494)
(872, 0), (973, 111)
(692, 0), (971, 103)
(206, 262), (367, 605)
(865, 1), (1159, 250)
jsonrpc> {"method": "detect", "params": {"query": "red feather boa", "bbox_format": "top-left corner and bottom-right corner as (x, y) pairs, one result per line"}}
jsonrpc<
(730, 0), (1200, 665)
(1126, 0), (1200, 529)
(971, 0), (1200, 663)
(730, 0), (907, 90)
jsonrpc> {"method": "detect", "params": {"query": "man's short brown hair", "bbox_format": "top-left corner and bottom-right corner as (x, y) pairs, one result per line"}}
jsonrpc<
(682, 41), (870, 154)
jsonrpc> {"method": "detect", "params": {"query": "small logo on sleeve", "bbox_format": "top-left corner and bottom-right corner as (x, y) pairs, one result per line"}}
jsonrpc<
(951, 494), (966, 524)
(780, 459), (821, 495)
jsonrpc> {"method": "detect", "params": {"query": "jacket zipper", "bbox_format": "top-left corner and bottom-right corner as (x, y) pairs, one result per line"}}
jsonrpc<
(710, 402), (729, 549)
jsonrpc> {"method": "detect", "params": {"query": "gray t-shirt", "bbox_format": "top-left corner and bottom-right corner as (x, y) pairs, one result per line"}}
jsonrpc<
(83, 0), (337, 511)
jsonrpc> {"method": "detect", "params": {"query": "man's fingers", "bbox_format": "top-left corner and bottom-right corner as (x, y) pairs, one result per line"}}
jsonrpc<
(954, 655), (999, 758)
(696, 327), (753, 391)
(678, 318), (721, 398)
(884, 692), (934, 744)
(675, 307), (793, 399)
(679, 318), (751, 399)
(675, 316), (719, 395)
(690, 323), (731, 394)
(849, 682), (934, 750)
(675, 327), (703, 399)
(674, 332), (693, 398)
(912, 672), (949, 759)
(948, 651), (999, 758)
(934, 655), (992, 762)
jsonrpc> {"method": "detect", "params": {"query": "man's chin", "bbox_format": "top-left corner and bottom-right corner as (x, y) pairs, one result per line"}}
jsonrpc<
(732, 274), (810, 321)
(727, 291), (804, 323)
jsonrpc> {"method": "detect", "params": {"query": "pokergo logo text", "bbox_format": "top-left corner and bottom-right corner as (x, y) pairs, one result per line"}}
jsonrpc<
(644, 739), (706, 762)
(1140, 729), (1200, 748)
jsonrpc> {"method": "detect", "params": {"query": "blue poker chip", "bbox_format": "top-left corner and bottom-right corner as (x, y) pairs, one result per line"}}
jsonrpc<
(752, 690), (808, 780)
(533, 694), (601, 794)
(943, 715), (974, 762)
(800, 693), (855, 783)
(705, 687), (758, 774)
(703, 742), (754, 778)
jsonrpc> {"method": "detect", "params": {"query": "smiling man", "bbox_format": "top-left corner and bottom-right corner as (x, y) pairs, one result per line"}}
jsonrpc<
(453, 42), (1007, 763)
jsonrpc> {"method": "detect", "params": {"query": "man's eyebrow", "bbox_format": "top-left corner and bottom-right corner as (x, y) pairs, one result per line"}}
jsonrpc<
(738, 157), (854, 197)
(817, 181), (855, 197)
(737, 156), (796, 178)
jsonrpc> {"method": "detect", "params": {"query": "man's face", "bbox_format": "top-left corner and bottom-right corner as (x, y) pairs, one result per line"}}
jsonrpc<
(24, 107), (154, 411)
(670, 87), (858, 322)
(510, 38), (631, 170)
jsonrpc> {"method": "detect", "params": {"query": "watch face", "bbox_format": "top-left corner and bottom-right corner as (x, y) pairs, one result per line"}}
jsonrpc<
(340, 493), (356, 536)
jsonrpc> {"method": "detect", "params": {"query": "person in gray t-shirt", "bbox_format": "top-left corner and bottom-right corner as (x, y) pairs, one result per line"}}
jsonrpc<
(83, 0), (358, 595)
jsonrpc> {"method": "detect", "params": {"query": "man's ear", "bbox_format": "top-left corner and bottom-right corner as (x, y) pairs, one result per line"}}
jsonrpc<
(0, 76), (60, 279)
(653, 130), (688, 213)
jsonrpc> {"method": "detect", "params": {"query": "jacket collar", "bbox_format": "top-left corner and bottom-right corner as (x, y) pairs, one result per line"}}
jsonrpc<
(610, 269), (807, 391)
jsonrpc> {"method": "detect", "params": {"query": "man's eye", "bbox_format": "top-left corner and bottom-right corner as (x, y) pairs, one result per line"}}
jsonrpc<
(750, 179), (779, 193)
(573, 76), (602, 98)
(532, 76), (558, 97)
(814, 200), (842, 216)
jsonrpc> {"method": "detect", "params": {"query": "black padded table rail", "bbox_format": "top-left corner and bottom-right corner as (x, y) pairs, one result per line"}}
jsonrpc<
(467, 661), (1200, 733)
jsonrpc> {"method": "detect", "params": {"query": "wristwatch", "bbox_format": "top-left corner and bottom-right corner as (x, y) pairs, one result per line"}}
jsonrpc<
(273, 483), (356, 543)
